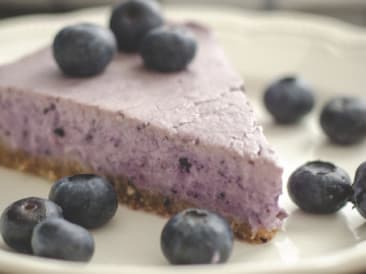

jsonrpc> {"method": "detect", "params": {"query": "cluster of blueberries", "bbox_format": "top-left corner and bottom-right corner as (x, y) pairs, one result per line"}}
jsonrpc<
(264, 76), (366, 145)
(53, 0), (197, 77)
(0, 174), (233, 264)
(0, 174), (118, 261)
(264, 77), (366, 216)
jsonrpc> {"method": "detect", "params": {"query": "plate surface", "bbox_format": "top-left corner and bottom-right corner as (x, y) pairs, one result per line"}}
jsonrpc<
(0, 5), (366, 274)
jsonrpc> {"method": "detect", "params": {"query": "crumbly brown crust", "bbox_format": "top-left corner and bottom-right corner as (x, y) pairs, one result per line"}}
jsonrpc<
(0, 142), (277, 243)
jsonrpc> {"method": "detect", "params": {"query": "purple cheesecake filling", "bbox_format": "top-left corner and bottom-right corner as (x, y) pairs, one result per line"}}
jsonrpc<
(0, 23), (284, 231)
(0, 89), (283, 230)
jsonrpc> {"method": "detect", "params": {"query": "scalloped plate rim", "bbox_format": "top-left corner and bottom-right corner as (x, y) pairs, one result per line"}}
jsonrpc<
(0, 5), (366, 274)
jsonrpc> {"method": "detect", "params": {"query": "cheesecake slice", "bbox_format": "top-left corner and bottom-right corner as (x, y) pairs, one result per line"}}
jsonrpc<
(0, 23), (285, 242)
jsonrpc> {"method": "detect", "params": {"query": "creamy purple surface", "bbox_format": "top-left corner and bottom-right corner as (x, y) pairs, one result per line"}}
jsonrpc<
(0, 24), (284, 231)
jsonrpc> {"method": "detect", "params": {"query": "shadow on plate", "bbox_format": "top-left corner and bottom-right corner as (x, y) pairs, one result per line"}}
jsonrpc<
(284, 209), (361, 257)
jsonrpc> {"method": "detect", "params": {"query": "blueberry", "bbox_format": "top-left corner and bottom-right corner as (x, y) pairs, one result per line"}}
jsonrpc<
(140, 26), (197, 72)
(351, 161), (366, 218)
(161, 208), (233, 265)
(31, 218), (94, 262)
(320, 97), (366, 145)
(53, 23), (117, 77)
(110, 0), (164, 52)
(0, 197), (62, 253)
(355, 161), (366, 184)
(288, 161), (353, 214)
(264, 76), (315, 124)
(49, 174), (118, 229)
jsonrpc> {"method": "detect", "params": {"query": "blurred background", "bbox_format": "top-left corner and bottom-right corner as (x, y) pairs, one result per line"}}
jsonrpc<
(0, 0), (366, 26)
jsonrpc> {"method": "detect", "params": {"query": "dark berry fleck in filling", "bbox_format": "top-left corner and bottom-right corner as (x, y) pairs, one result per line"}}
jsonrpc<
(179, 157), (192, 173)
(194, 138), (200, 145)
(136, 122), (150, 131)
(43, 103), (56, 114)
(219, 192), (226, 199)
(257, 146), (263, 156)
(117, 112), (125, 119)
(85, 134), (93, 142)
(53, 127), (65, 137)
(218, 170), (226, 177)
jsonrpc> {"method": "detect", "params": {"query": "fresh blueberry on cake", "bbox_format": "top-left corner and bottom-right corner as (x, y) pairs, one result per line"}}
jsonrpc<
(140, 26), (197, 72)
(110, 0), (164, 52)
(53, 23), (117, 77)
(0, 20), (285, 242)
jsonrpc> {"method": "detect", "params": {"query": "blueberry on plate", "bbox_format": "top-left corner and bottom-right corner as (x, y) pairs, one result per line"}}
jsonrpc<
(53, 23), (117, 77)
(320, 97), (366, 145)
(161, 208), (233, 265)
(263, 76), (315, 124)
(140, 26), (197, 72)
(0, 197), (62, 253)
(288, 161), (353, 214)
(49, 174), (118, 229)
(110, 0), (164, 52)
(31, 218), (94, 262)
(354, 161), (366, 184)
(352, 161), (366, 218)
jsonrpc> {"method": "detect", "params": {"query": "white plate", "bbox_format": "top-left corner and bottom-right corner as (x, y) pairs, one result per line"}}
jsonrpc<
(0, 5), (366, 274)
